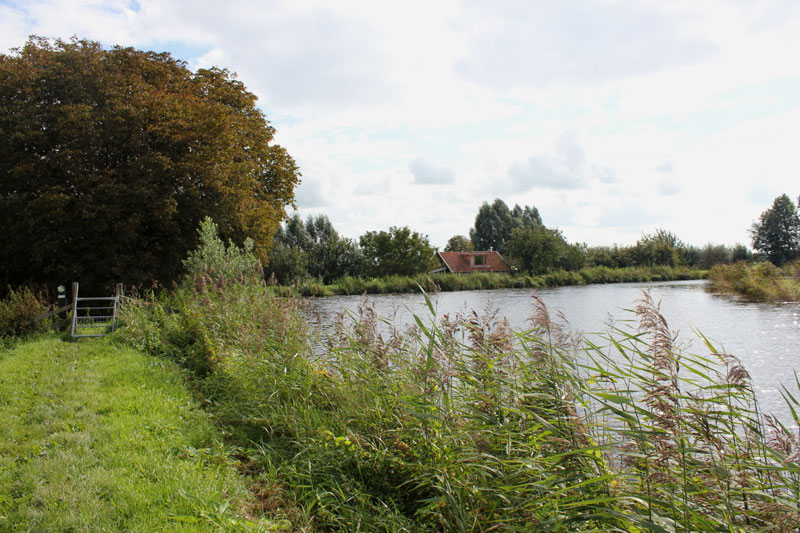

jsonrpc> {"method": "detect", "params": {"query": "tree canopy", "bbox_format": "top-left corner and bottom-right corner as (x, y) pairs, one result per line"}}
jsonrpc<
(360, 226), (437, 278)
(469, 199), (542, 252)
(268, 214), (363, 284)
(444, 235), (474, 252)
(505, 226), (583, 275)
(750, 194), (800, 266)
(0, 37), (300, 290)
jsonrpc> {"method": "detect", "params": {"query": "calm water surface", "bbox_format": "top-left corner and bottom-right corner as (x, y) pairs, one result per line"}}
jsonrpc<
(310, 280), (800, 422)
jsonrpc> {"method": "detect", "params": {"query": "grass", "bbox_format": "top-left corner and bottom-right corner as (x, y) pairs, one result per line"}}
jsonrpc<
(0, 334), (287, 531)
(269, 265), (706, 298)
(104, 227), (800, 530)
(707, 260), (800, 302)
(118, 273), (800, 530)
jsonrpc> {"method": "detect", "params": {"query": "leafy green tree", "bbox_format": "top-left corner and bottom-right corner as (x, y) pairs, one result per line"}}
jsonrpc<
(470, 199), (542, 252)
(268, 214), (364, 283)
(693, 244), (733, 269)
(182, 217), (262, 286)
(511, 204), (543, 229)
(266, 245), (309, 285)
(731, 243), (752, 263)
(360, 226), (437, 277)
(0, 37), (299, 291)
(444, 235), (474, 252)
(585, 245), (634, 268)
(505, 226), (584, 275)
(750, 194), (800, 266)
(633, 229), (688, 267)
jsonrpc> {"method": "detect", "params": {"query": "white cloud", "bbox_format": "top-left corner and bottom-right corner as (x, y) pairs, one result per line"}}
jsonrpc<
(453, 0), (715, 90)
(409, 157), (456, 185)
(656, 160), (675, 173)
(658, 180), (681, 196)
(5, 0), (800, 248)
(505, 130), (615, 192)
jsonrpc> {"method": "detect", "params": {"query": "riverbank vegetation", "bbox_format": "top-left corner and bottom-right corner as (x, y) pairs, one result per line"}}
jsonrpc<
(110, 223), (800, 530)
(265, 201), (741, 294)
(273, 264), (705, 298)
(705, 194), (800, 302)
(707, 260), (800, 302)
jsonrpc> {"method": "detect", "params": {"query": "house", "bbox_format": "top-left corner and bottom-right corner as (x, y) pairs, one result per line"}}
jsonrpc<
(433, 251), (510, 274)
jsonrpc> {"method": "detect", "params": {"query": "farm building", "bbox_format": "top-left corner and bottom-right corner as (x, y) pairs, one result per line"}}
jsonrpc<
(433, 251), (509, 274)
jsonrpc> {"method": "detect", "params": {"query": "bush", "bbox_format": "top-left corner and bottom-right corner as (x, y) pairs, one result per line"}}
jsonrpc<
(708, 260), (800, 302)
(0, 286), (49, 337)
(118, 225), (800, 530)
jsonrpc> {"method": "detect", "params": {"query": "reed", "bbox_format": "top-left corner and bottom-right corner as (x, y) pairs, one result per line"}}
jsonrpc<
(707, 260), (800, 302)
(116, 229), (797, 530)
(274, 266), (705, 297)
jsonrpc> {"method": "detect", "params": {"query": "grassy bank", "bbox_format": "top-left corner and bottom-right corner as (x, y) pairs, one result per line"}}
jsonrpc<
(272, 265), (706, 297)
(0, 335), (285, 531)
(707, 260), (800, 302)
(119, 271), (800, 531)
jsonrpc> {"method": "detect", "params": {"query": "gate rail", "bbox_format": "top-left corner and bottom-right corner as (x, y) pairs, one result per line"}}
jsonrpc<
(70, 283), (122, 338)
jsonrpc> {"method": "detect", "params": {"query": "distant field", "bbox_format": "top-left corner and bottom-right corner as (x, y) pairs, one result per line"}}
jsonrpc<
(0, 335), (283, 531)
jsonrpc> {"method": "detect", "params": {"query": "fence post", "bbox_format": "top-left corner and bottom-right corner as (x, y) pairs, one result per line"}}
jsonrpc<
(116, 283), (123, 299)
(57, 285), (67, 320)
(70, 282), (79, 337)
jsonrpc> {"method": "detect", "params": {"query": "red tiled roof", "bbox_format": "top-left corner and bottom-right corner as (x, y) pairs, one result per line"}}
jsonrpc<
(437, 251), (509, 273)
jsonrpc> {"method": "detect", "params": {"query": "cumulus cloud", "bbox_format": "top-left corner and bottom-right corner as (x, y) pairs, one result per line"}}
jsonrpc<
(294, 176), (331, 208)
(292, 159), (345, 208)
(0, 4), (30, 53)
(596, 204), (663, 228)
(5, 1), (394, 112)
(409, 157), (455, 185)
(221, 6), (393, 110)
(506, 130), (614, 191)
(453, 0), (715, 89)
(591, 164), (618, 184)
(656, 160), (674, 172)
(658, 180), (680, 196)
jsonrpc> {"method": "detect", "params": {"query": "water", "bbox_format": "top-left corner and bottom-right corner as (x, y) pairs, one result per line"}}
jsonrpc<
(310, 279), (800, 422)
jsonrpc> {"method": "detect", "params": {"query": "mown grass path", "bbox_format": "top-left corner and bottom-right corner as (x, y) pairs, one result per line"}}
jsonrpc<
(0, 335), (280, 532)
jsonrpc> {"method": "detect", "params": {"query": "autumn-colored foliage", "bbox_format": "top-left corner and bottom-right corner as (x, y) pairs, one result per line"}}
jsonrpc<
(0, 36), (299, 291)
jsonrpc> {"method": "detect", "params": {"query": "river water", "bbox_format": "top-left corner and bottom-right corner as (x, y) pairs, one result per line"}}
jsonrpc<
(309, 280), (800, 423)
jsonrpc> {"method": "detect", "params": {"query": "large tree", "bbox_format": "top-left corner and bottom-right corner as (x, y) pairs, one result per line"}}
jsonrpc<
(505, 226), (584, 275)
(444, 235), (474, 252)
(268, 214), (363, 284)
(469, 199), (542, 252)
(0, 37), (300, 290)
(750, 194), (800, 266)
(360, 226), (437, 277)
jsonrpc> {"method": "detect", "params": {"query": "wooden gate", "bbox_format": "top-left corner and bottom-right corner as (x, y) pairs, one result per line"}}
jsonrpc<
(70, 283), (122, 338)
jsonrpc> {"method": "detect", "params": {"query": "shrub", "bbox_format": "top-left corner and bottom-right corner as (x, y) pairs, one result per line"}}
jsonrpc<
(0, 286), (49, 337)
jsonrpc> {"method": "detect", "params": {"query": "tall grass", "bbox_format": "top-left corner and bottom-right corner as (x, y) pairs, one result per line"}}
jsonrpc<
(276, 265), (705, 298)
(0, 286), (49, 338)
(116, 224), (799, 530)
(708, 260), (800, 302)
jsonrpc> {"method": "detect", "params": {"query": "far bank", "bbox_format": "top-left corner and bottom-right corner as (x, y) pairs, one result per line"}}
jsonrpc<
(269, 265), (707, 298)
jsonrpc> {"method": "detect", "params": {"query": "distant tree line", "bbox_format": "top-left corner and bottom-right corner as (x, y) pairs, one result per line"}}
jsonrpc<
(266, 198), (755, 285)
(267, 215), (437, 284)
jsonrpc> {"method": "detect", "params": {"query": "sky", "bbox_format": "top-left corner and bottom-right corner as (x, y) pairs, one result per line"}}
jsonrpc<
(2, 0), (800, 249)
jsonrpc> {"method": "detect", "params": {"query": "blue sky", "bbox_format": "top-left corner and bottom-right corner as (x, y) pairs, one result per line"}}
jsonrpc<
(3, 0), (800, 248)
